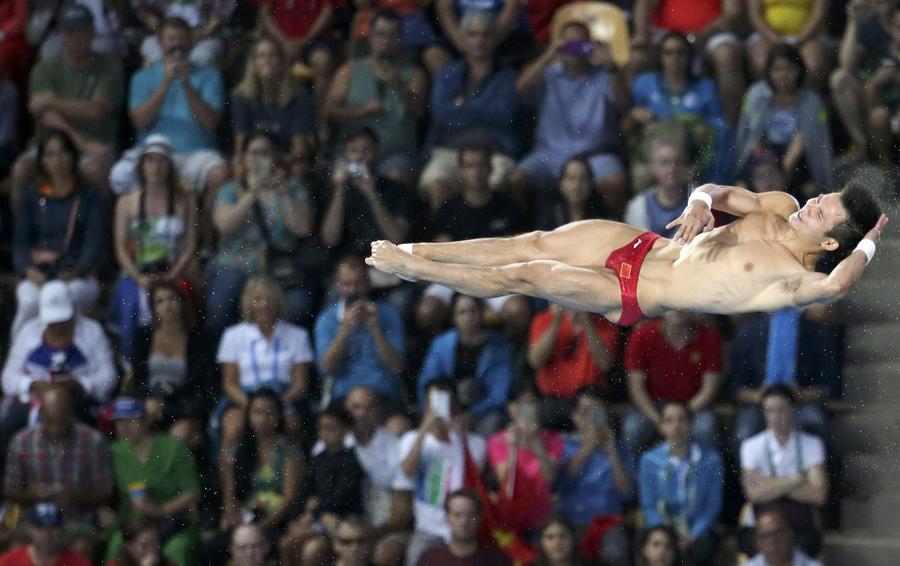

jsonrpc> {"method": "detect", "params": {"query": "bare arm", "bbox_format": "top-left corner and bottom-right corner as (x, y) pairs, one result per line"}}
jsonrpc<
(748, 0), (781, 42)
(627, 371), (661, 426)
(788, 463), (828, 505)
(322, 64), (376, 124)
(366, 306), (404, 375)
(743, 468), (806, 503)
(320, 180), (348, 248)
(168, 195), (197, 278)
(687, 371), (721, 413)
(527, 311), (563, 369)
(435, 0), (465, 51)
(282, 363), (309, 404)
(321, 308), (358, 375)
(632, 0), (661, 44)
(796, 0), (829, 43)
(221, 363), (248, 407)
(516, 46), (556, 94)
(494, 0), (522, 44)
(181, 79), (220, 132)
(581, 317), (615, 373)
(130, 73), (174, 132)
(37, 96), (114, 123)
(212, 190), (256, 237)
(838, 5), (864, 71)
(113, 194), (142, 281)
(400, 419), (435, 477)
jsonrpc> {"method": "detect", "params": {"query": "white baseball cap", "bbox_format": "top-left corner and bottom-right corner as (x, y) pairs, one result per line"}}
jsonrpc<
(39, 281), (75, 325)
(140, 134), (173, 158)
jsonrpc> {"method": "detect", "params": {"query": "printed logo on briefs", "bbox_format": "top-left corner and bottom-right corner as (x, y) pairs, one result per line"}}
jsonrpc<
(620, 262), (633, 279)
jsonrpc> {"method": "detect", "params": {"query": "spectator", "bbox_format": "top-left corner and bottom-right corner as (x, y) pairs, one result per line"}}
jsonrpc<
(556, 388), (632, 564)
(2, 282), (116, 440)
(528, 304), (619, 425)
(430, 141), (525, 238)
(320, 126), (414, 258)
(11, 129), (105, 337)
(533, 515), (588, 566)
(730, 307), (842, 450)
(627, 32), (733, 188)
(108, 519), (174, 566)
(623, 138), (692, 238)
(131, 281), (211, 447)
(419, 11), (520, 209)
(207, 131), (315, 337)
(0, 503), (91, 566)
(216, 277), (314, 451)
(38, 0), (129, 59)
(418, 295), (514, 435)
(12, 3), (122, 201)
(735, 44), (835, 198)
(632, 0), (745, 126)
(512, 20), (628, 209)
(232, 33), (316, 166)
(487, 386), (563, 535)
(108, 134), (197, 361)
(748, 0), (831, 90)
(0, 0), (30, 101)
(229, 523), (274, 566)
(110, 16), (228, 201)
(638, 401), (724, 565)
(745, 151), (789, 193)
(3, 386), (114, 554)
(323, 9), (426, 178)
(745, 509), (824, 566)
(864, 8), (900, 168)
(314, 256), (405, 403)
(536, 156), (616, 230)
(280, 405), (365, 566)
(136, 0), (233, 66)
(740, 384), (828, 557)
(830, 0), (897, 159)
(106, 397), (201, 566)
(435, 0), (527, 61)
(635, 525), (683, 566)
(395, 379), (487, 565)
(417, 488), (512, 565)
(331, 516), (374, 566)
(623, 312), (722, 458)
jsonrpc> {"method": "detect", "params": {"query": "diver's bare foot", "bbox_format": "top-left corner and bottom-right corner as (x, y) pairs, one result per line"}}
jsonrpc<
(366, 240), (419, 281)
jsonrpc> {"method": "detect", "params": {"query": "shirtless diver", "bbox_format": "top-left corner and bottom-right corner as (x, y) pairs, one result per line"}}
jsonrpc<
(365, 183), (888, 325)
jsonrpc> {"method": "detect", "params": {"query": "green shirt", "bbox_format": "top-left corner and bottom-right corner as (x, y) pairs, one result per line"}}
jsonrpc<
(29, 54), (124, 145)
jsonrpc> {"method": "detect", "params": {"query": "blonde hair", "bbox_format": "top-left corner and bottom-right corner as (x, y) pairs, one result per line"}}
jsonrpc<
(240, 276), (287, 323)
(234, 34), (298, 107)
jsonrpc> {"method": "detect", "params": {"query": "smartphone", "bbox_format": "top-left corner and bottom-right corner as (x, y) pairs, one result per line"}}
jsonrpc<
(429, 390), (451, 420)
(562, 40), (593, 59)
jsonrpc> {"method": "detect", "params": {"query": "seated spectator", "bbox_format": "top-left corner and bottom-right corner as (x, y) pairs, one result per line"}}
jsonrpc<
(740, 384), (828, 557)
(216, 277), (314, 451)
(632, 0), (745, 126)
(533, 515), (586, 566)
(417, 488), (512, 565)
(418, 295), (513, 435)
(323, 9), (426, 180)
(730, 307), (841, 450)
(330, 515), (375, 566)
(11, 129), (105, 337)
(35, 0), (128, 59)
(419, 11), (520, 209)
(627, 32), (733, 188)
(556, 388), (632, 564)
(108, 135), (197, 360)
(137, 0), (232, 66)
(257, 0), (340, 105)
(623, 312), (722, 459)
(745, 509), (824, 566)
(231, 33), (316, 165)
(747, 0), (831, 90)
(320, 127), (414, 258)
(131, 281), (210, 447)
(435, 0), (530, 64)
(3, 386), (114, 556)
(487, 386), (563, 535)
(314, 256), (405, 403)
(0, 503), (91, 566)
(735, 44), (835, 198)
(110, 16), (228, 200)
(635, 525), (682, 566)
(528, 305), (618, 426)
(512, 20), (627, 209)
(207, 131), (315, 337)
(395, 379), (487, 566)
(12, 3), (122, 201)
(623, 138), (691, 239)
(229, 523), (274, 566)
(280, 405), (364, 566)
(638, 401), (724, 565)
(830, 0), (897, 160)
(106, 398), (201, 566)
(744, 150), (789, 193)
(108, 519), (174, 566)
(1, 282), (116, 441)
(536, 156), (616, 230)
(864, 8), (900, 169)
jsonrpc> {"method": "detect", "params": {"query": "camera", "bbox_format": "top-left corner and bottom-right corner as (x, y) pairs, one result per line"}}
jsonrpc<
(168, 47), (186, 60)
(347, 162), (366, 178)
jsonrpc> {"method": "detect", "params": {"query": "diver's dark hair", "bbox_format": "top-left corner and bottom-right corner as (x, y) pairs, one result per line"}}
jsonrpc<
(826, 182), (882, 251)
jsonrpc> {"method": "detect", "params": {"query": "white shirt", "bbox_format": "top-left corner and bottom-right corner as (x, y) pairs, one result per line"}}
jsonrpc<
(740, 429), (825, 477)
(217, 321), (313, 393)
(1, 316), (116, 403)
(744, 549), (823, 566)
(394, 430), (486, 539)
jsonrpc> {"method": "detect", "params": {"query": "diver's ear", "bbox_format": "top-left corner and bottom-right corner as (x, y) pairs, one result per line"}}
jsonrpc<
(821, 237), (839, 252)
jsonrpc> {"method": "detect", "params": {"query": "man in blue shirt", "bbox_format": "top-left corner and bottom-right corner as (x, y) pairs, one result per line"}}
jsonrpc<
(624, 138), (691, 238)
(109, 16), (228, 197)
(314, 256), (405, 402)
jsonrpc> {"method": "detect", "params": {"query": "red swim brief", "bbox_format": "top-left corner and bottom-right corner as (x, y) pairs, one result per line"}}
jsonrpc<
(604, 231), (661, 326)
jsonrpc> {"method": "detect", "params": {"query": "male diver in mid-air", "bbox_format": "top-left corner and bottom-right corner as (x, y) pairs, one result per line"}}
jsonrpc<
(366, 183), (887, 325)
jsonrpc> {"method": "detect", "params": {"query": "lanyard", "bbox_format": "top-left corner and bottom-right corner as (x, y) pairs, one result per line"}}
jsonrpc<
(658, 444), (697, 534)
(250, 332), (281, 388)
(764, 430), (804, 477)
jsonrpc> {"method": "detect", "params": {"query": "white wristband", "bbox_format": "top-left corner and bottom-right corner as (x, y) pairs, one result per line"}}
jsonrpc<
(688, 190), (712, 209)
(398, 243), (413, 254)
(855, 238), (876, 265)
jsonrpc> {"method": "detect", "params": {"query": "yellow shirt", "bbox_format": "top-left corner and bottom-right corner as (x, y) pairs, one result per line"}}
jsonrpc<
(763, 0), (814, 36)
